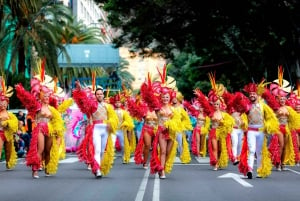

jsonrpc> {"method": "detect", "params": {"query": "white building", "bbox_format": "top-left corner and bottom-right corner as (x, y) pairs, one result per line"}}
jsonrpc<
(60, 0), (114, 43)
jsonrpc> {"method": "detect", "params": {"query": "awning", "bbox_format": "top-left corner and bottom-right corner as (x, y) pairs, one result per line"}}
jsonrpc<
(58, 44), (120, 67)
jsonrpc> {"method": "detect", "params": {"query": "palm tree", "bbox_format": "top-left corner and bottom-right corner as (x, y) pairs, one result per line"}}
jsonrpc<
(62, 18), (104, 44)
(0, 0), (73, 84)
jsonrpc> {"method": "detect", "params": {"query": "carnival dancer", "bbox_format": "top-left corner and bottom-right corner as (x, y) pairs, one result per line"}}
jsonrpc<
(110, 93), (135, 164)
(194, 75), (234, 171)
(232, 80), (279, 179)
(0, 77), (18, 170)
(184, 98), (211, 159)
(73, 80), (118, 178)
(171, 91), (193, 164)
(126, 93), (154, 169)
(223, 91), (248, 165)
(15, 76), (65, 178)
(288, 90), (300, 165)
(142, 67), (181, 179)
(267, 66), (300, 170)
(128, 94), (157, 169)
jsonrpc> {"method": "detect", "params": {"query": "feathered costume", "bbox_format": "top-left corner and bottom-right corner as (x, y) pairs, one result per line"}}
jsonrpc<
(0, 78), (18, 169)
(197, 73), (235, 169)
(234, 81), (279, 178)
(141, 66), (182, 176)
(266, 66), (300, 167)
(73, 87), (118, 176)
(15, 82), (65, 174)
(190, 91), (213, 158)
(174, 104), (193, 164)
(110, 93), (135, 164)
(126, 95), (155, 166)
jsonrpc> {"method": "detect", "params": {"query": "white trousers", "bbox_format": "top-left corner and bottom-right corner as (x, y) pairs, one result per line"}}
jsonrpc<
(176, 133), (183, 155)
(231, 128), (244, 159)
(115, 130), (124, 150)
(93, 124), (108, 166)
(247, 129), (264, 171)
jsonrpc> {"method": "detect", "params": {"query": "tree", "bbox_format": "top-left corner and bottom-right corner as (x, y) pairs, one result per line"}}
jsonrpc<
(94, 0), (300, 93)
(0, 0), (73, 84)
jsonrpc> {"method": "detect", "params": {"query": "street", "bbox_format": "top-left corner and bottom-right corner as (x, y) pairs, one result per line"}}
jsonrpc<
(1, 153), (300, 201)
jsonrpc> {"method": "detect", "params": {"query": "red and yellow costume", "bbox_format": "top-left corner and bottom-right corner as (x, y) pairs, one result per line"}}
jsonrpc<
(0, 78), (18, 170)
(73, 87), (118, 176)
(15, 79), (65, 175)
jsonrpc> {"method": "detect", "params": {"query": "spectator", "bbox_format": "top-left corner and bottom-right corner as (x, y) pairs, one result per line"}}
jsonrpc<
(17, 120), (30, 153)
(14, 134), (25, 158)
(16, 110), (26, 125)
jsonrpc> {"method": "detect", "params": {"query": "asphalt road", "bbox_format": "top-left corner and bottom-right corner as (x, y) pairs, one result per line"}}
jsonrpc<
(1, 153), (300, 201)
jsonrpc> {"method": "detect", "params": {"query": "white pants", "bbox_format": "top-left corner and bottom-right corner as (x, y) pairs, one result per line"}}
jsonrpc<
(247, 129), (264, 171)
(176, 133), (183, 155)
(231, 128), (244, 159)
(93, 124), (108, 166)
(115, 130), (124, 150)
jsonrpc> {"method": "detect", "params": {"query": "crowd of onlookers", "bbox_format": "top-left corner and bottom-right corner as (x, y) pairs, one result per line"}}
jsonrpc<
(13, 110), (31, 158)
(0, 110), (31, 159)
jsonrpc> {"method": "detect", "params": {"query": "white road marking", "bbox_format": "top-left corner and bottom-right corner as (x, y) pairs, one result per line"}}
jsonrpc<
(286, 168), (300, 175)
(153, 173), (160, 201)
(135, 168), (150, 201)
(59, 157), (79, 163)
(218, 173), (253, 188)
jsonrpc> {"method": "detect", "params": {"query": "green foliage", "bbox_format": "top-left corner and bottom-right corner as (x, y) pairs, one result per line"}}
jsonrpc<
(94, 0), (300, 93)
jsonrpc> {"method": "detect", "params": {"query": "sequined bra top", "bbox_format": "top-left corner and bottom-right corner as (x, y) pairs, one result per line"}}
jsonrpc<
(276, 106), (289, 125)
(157, 106), (173, 126)
(211, 111), (223, 128)
(196, 113), (206, 127)
(36, 107), (52, 123)
(145, 111), (158, 127)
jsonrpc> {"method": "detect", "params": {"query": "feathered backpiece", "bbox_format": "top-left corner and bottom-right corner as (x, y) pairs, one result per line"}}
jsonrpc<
(109, 92), (125, 109)
(287, 80), (300, 108)
(91, 71), (96, 92)
(222, 91), (236, 113)
(157, 64), (167, 86)
(140, 73), (161, 111)
(182, 99), (199, 117)
(126, 95), (148, 121)
(231, 92), (251, 113)
(31, 57), (54, 100)
(0, 76), (13, 102)
(207, 72), (226, 110)
(270, 65), (291, 97)
(194, 88), (214, 116)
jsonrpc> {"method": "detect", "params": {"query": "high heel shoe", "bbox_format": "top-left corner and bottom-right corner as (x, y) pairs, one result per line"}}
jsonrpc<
(32, 171), (39, 179)
(159, 170), (166, 179)
(143, 163), (148, 170)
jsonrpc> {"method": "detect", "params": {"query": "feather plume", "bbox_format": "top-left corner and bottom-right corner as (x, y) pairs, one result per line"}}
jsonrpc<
(91, 71), (96, 92)
(278, 65), (283, 87)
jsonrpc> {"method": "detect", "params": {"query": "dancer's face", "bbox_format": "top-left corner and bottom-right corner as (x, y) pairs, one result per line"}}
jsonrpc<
(161, 93), (170, 105)
(249, 92), (257, 103)
(95, 89), (104, 102)
(277, 96), (286, 106)
(41, 93), (50, 104)
(212, 101), (220, 110)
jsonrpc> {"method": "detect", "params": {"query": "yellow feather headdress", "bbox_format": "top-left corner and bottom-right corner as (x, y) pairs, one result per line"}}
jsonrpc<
(0, 76), (13, 100)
